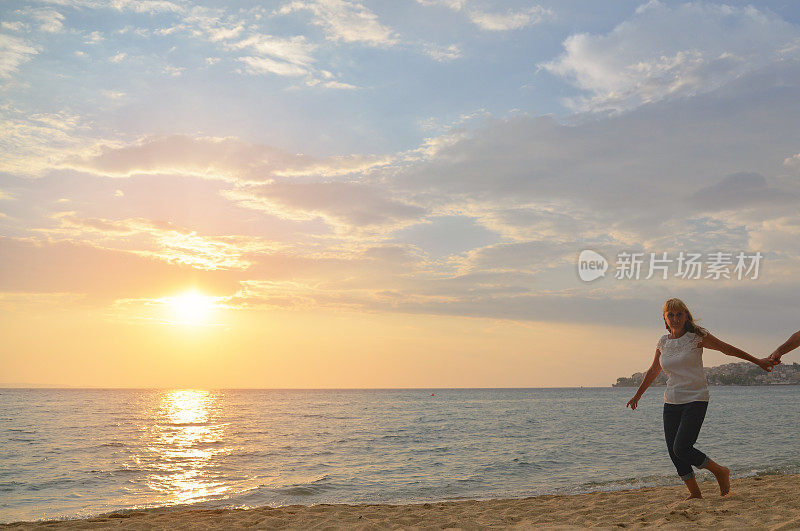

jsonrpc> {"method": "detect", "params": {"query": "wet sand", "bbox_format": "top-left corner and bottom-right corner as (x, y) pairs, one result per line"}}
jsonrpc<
(4, 473), (798, 529)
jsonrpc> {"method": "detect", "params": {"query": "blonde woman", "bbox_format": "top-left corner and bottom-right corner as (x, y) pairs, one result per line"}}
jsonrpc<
(626, 298), (774, 499)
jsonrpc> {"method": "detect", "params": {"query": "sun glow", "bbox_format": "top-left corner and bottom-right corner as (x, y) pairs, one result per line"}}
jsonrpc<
(167, 291), (217, 325)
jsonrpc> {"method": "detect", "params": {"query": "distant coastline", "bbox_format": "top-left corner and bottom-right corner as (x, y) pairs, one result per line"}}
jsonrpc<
(613, 361), (800, 387)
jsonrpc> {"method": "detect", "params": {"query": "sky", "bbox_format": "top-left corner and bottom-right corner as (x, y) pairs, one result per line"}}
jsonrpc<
(1, 0), (799, 388)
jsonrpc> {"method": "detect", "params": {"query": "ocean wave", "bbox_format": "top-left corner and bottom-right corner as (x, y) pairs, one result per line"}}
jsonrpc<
(268, 475), (337, 497)
(4, 387), (800, 524)
(0, 481), (24, 492)
(190, 440), (227, 449)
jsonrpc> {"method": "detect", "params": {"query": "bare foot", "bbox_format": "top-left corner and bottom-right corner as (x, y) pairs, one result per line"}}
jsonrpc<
(714, 466), (730, 496)
(684, 494), (702, 500)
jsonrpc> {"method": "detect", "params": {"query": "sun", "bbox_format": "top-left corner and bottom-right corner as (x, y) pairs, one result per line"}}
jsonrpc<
(168, 291), (217, 325)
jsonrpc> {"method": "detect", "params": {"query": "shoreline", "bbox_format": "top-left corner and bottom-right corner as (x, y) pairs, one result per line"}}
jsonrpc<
(4, 473), (799, 529)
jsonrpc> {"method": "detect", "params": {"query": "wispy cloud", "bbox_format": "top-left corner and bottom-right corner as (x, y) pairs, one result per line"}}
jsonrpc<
(60, 135), (393, 181)
(0, 34), (38, 78)
(107, 0), (184, 14)
(1, 21), (28, 32)
(223, 181), (426, 234)
(467, 6), (550, 31)
(278, 0), (397, 46)
(417, 0), (551, 31)
(305, 78), (358, 89)
(0, 106), (88, 175)
(0, 235), (243, 301)
(28, 8), (65, 33)
(41, 213), (270, 270)
(238, 55), (308, 77)
(541, 2), (800, 112)
(424, 43), (462, 62)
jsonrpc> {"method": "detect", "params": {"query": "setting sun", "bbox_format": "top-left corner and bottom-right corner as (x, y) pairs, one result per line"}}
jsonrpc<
(167, 291), (217, 325)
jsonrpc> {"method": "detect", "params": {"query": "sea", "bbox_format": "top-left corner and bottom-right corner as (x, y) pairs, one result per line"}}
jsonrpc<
(1, 387), (799, 523)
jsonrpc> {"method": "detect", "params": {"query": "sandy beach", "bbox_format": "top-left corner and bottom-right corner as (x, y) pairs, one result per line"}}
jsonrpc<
(4, 473), (799, 530)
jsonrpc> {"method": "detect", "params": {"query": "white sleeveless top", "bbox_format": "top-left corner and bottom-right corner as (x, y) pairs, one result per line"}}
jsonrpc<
(657, 332), (710, 404)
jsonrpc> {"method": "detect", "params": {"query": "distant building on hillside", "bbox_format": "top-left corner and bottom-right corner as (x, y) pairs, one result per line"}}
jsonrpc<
(612, 362), (800, 387)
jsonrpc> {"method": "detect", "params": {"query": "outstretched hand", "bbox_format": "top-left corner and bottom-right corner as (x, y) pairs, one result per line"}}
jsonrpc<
(768, 353), (782, 365)
(626, 395), (640, 410)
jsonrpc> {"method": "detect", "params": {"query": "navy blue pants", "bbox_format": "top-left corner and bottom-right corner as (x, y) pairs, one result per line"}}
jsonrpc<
(663, 401), (710, 480)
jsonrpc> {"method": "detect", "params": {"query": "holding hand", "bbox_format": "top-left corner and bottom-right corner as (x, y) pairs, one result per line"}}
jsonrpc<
(755, 357), (775, 372)
(767, 331), (800, 366)
(626, 395), (640, 410)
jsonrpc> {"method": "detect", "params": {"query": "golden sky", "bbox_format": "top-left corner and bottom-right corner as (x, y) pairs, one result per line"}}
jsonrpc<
(1, 1), (799, 387)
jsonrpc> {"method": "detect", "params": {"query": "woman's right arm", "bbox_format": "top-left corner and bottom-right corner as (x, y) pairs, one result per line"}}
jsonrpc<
(626, 349), (662, 410)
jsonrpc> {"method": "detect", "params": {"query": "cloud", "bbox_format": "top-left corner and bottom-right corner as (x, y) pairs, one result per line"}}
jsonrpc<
(58, 135), (414, 233)
(689, 172), (797, 212)
(467, 6), (550, 31)
(170, 9), (358, 87)
(161, 64), (184, 76)
(784, 153), (800, 172)
(306, 79), (358, 90)
(424, 43), (462, 62)
(367, 57), (800, 320)
(748, 217), (800, 259)
(0, 106), (88, 175)
(62, 136), (272, 179)
(229, 33), (318, 77)
(542, 2), (800, 112)
(238, 55), (308, 77)
(0, 34), (38, 78)
(83, 30), (104, 44)
(278, 0), (397, 46)
(5, 44), (799, 332)
(1, 22), (28, 32)
(417, 0), (550, 31)
(471, 205), (591, 242)
(29, 9), (65, 33)
(226, 33), (315, 63)
(225, 181), (426, 231)
(135, 4), (344, 84)
(108, 0), (183, 14)
(0, 236), (242, 302)
(205, 262), (800, 335)
(460, 240), (568, 273)
(398, 60), (800, 242)
(182, 7), (245, 42)
(61, 135), (393, 181)
(416, 0), (466, 10)
(42, 213), (267, 271)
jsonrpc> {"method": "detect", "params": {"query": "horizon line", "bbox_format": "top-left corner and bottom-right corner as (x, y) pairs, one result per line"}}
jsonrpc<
(0, 385), (610, 390)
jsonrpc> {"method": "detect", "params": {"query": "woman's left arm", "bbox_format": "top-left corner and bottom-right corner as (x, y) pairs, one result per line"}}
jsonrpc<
(700, 333), (773, 372)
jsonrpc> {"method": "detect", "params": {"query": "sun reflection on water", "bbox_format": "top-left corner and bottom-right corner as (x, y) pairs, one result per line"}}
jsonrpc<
(144, 390), (231, 505)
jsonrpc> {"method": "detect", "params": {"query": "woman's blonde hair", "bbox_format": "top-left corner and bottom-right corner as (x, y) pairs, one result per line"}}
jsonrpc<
(663, 298), (708, 336)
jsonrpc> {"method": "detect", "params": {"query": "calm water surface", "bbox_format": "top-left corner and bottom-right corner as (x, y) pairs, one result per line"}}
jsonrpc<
(1, 387), (799, 523)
